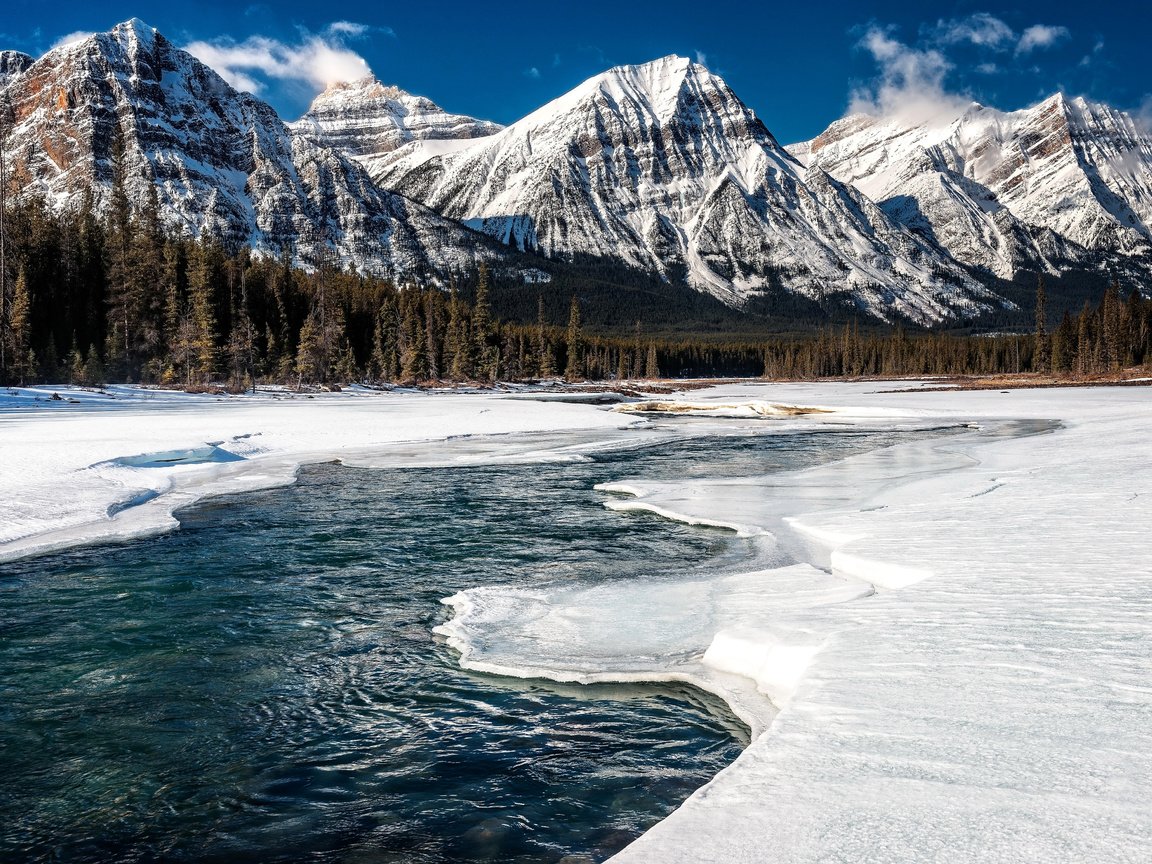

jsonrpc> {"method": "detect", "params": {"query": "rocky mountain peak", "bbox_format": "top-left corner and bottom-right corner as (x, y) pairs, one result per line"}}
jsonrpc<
(1, 19), (509, 281)
(313, 76), (428, 108)
(295, 74), (502, 167)
(793, 91), (1152, 281)
(370, 55), (989, 322)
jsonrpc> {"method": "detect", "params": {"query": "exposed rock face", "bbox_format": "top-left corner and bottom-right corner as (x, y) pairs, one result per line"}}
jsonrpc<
(370, 56), (995, 323)
(293, 76), (502, 176)
(0, 20), (505, 279)
(0, 51), (33, 90)
(790, 95), (1152, 280)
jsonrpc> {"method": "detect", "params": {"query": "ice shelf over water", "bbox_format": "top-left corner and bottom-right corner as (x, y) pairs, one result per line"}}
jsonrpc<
(3, 380), (1151, 862)
(436, 382), (1152, 863)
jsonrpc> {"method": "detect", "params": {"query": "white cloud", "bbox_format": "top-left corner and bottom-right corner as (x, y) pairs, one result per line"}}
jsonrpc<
(183, 27), (372, 94)
(849, 27), (969, 125)
(50, 30), (96, 51)
(1136, 95), (1152, 135)
(326, 21), (369, 38)
(1017, 25), (1070, 54)
(524, 66), (541, 79)
(933, 13), (1014, 49)
(848, 16), (1078, 125)
(325, 21), (393, 40)
(695, 50), (708, 67)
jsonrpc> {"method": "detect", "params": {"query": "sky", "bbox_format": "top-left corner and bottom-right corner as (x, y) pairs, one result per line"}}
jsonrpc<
(3, 0), (1150, 143)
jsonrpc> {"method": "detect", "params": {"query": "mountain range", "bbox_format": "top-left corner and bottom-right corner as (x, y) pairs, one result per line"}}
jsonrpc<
(3, 19), (1151, 326)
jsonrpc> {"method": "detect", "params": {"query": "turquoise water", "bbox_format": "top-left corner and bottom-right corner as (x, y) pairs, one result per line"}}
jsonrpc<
(0, 427), (956, 863)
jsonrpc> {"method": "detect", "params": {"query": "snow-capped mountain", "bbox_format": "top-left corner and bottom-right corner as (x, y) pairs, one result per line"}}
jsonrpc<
(369, 56), (997, 323)
(0, 20), (504, 279)
(293, 76), (502, 177)
(791, 95), (1152, 279)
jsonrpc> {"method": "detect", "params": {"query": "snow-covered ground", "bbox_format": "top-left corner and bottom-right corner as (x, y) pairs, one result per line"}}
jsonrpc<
(437, 381), (1152, 862)
(0, 384), (640, 562)
(3, 380), (1150, 861)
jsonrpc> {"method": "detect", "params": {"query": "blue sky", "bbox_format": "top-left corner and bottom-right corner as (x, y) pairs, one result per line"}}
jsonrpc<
(3, 0), (1149, 142)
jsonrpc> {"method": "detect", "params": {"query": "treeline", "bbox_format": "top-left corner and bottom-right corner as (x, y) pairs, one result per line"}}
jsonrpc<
(0, 191), (1149, 388)
(0, 189), (663, 387)
(761, 278), (1151, 379)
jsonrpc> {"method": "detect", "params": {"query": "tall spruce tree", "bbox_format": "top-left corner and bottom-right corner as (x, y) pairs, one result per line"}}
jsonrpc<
(1104, 279), (1124, 369)
(186, 244), (217, 384)
(105, 123), (138, 380)
(564, 295), (583, 382)
(7, 267), (30, 383)
(398, 289), (426, 382)
(472, 265), (496, 381)
(1033, 275), (1049, 372)
(446, 287), (472, 380)
(423, 290), (442, 380)
(535, 295), (556, 378)
(644, 342), (659, 379)
(1076, 302), (1092, 376)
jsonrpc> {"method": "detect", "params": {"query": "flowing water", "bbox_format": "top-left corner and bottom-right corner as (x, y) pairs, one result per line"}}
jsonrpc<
(0, 425), (960, 863)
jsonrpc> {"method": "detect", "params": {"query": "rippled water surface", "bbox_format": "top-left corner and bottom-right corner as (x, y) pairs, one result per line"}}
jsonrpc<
(1, 425), (958, 863)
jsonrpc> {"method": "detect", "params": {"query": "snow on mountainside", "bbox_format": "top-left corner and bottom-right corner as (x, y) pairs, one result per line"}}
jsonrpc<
(293, 77), (502, 177)
(370, 56), (998, 323)
(0, 50), (33, 88)
(0, 20), (506, 279)
(791, 95), (1152, 280)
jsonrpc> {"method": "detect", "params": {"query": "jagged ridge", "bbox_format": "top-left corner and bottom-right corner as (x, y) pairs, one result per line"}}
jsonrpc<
(790, 95), (1152, 282)
(369, 55), (997, 323)
(0, 20), (508, 281)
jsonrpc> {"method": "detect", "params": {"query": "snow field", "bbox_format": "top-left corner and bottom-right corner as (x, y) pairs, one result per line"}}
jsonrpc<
(0, 385), (636, 562)
(438, 381), (1152, 862)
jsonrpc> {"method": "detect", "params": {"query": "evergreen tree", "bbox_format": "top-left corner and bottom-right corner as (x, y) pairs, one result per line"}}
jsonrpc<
(7, 267), (30, 382)
(616, 348), (629, 381)
(295, 311), (322, 385)
(534, 295), (556, 378)
(1103, 279), (1124, 369)
(399, 289), (426, 382)
(472, 265), (497, 381)
(446, 287), (472, 380)
(423, 290), (442, 380)
(186, 244), (217, 384)
(228, 293), (256, 392)
(104, 123), (139, 380)
(1033, 275), (1049, 373)
(368, 316), (388, 382)
(1052, 311), (1075, 374)
(1076, 302), (1092, 376)
(644, 342), (659, 379)
(564, 295), (584, 382)
(378, 297), (401, 382)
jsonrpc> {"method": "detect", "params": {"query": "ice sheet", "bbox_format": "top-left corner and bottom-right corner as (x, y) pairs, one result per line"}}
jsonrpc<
(435, 561), (873, 738)
(437, 381), (1152, 863)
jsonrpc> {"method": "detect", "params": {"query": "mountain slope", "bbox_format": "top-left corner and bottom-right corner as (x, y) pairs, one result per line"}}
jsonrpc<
(791, 96), (1152, 280)
(0, 20), (506, 279)
(370, 56), (998, 323)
